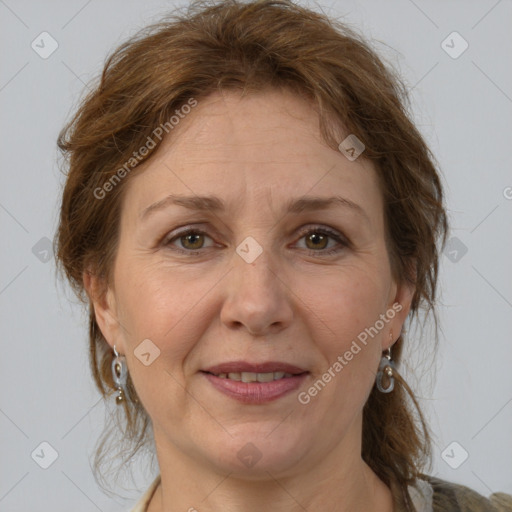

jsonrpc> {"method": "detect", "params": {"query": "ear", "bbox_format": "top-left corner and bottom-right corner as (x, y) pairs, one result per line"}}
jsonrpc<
(83, 270), (124, 353)
(382, 276), (415, 352)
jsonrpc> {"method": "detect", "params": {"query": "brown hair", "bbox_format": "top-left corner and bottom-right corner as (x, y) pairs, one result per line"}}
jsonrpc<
(55, 0), (448, 506)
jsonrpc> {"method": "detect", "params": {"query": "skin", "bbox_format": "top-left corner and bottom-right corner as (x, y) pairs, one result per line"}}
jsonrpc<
(85, 88), (414, 512)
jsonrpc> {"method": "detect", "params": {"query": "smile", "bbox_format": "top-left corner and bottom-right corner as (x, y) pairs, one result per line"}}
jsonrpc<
(201, 371), (309, 404)
(209, 371), (295, 382)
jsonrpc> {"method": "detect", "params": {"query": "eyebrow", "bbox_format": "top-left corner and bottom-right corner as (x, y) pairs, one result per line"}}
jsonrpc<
(140, 193), (370, 223)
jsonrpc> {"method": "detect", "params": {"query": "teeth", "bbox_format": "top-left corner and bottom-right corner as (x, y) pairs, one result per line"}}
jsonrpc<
(214, 371), (295, 381)
(255, 372), (274, 382)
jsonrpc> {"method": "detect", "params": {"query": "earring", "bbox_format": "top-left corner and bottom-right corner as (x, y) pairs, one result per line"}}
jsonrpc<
(376, 335), (396, 393)
(112, 344), (128, 404)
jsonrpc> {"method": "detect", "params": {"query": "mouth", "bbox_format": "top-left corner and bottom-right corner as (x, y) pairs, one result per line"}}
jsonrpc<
(202, 361), (308, 381)
(200, 361), (309, 404)
(203, 370), (298, 382)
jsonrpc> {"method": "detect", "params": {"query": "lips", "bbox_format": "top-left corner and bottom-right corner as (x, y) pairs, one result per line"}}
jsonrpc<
(200, 361), (309, 404)
(202, 361), (308, 375)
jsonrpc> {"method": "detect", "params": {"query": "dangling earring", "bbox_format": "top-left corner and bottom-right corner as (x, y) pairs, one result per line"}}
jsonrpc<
(376, 334), (396, 393)
(112, 344), (128, 404)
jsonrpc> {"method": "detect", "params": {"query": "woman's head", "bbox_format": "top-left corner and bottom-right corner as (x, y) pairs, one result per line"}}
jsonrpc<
(55, 0), (448, 497)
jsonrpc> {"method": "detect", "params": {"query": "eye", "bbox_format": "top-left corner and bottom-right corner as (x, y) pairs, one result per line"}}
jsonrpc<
(294, 226), (348, 256)
(163, 228), (215, 253)
(162, 225), (349, 257)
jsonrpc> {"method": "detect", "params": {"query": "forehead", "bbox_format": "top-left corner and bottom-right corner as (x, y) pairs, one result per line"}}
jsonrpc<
(122, 89), (383, 223)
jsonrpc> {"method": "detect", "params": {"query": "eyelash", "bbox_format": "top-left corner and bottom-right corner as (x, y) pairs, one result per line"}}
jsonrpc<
(162, 225), (349, 257)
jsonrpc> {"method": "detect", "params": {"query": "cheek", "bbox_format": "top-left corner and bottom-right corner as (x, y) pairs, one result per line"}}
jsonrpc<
(113, 261), (199, 420)
(296, 265), (389, 402)
(113, 256), (220, 377)
(302, 266), (389, 345)
(115, 256), (202, 332)
(294, 271), (386, 423)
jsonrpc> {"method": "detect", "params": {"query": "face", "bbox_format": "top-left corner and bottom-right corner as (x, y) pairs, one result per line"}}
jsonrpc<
(89, 89), (413, 479)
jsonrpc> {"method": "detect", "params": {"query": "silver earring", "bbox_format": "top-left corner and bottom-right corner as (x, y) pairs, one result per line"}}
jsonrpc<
(112, 344), (128, 404)
(376, 345), (396, 394)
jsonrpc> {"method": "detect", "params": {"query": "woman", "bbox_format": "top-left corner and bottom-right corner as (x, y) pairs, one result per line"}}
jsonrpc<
(54, 1), (512, 511)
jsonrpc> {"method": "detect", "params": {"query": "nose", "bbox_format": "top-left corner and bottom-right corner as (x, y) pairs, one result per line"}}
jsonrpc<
(220, 246), (294, 337)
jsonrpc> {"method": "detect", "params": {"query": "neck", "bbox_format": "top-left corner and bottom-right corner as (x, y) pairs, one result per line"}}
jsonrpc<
(147, 421), (394, 512)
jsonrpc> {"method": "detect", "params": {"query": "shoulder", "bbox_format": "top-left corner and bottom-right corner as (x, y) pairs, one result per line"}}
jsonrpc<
(420, 474), (512, 512)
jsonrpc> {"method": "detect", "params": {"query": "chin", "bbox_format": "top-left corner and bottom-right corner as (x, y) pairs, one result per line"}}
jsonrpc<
(202, 426), (310, 479)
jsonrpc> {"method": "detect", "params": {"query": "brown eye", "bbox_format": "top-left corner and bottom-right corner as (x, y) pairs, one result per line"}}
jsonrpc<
(180, 232), (205, 250)
(164, 229), (214, 253)
(305, 232), (329, 250)
(295, 226), (348, 257)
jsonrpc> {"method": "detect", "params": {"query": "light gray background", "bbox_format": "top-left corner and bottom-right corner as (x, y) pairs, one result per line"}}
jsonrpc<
(1, 0), (511, 510)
